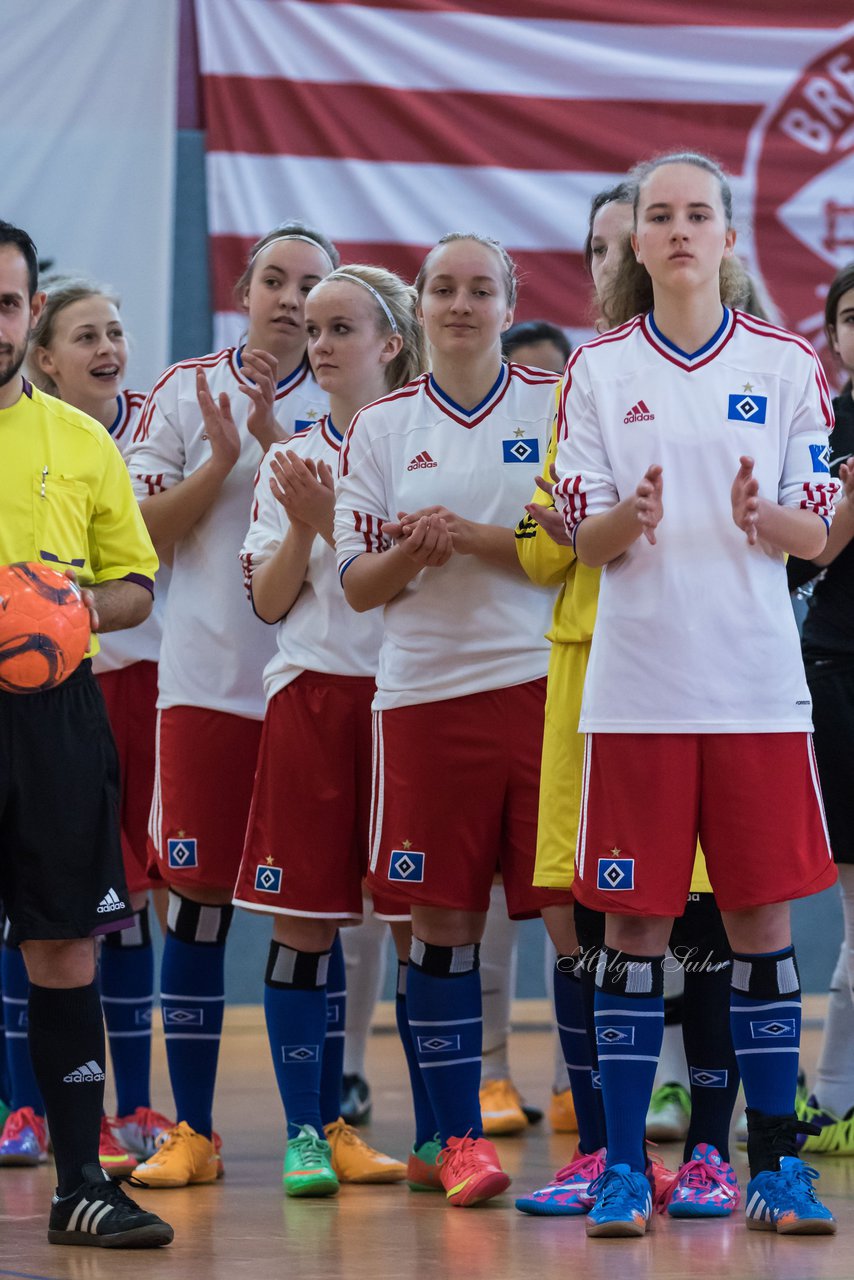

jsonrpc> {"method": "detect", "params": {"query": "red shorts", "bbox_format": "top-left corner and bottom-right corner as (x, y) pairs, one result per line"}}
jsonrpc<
(366, 680), (573, 921)
(574, 732), (836, 916)
(97, 662), (161, 894)
(233, 672), (403, 920)
(149, 706), (262, 893)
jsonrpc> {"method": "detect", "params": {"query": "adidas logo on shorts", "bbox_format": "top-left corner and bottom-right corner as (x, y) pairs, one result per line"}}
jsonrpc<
(623, 399), (654, 423)
(63, 1060), (106, 1083)
(97, 887), (126, 913)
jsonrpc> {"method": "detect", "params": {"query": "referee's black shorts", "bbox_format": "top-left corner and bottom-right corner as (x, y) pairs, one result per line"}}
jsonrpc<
(0, 660), (132, 945)
(806, 659), (854, 865)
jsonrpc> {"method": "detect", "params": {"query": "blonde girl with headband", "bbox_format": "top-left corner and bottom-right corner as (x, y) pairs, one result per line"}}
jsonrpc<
(335, 232), (573, 1208)
(231, 265), (424, 1197)
(125, 222), (337, 1190)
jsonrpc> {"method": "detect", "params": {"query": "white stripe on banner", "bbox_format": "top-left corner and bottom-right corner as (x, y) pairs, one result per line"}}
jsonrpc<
(206, 153), (753, 247)
(196, 1), (831, 102)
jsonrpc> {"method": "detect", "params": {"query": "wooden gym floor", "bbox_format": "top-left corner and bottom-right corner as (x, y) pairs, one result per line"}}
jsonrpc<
(2, 1002), (850, 1280)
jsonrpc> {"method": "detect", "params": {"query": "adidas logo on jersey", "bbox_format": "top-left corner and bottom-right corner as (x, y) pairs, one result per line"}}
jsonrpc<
(623, 400), (654, 423)
(407, 451), (437, 470)
(97, 887), (126, 913)
(63, 1060), (106, 1083)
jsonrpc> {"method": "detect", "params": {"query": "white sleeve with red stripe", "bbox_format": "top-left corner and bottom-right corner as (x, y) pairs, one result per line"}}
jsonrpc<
(334, 407), (391, 580)
(778, 348), (840, 523)
(127, 365), (188, 499)
(240, 452), (287, 599)
(553, 352), (618, 540)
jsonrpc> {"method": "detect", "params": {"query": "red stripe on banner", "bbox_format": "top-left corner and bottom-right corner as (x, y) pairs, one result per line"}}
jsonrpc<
(291, 0), (851, 25)
(204, 78), (761, 174)
(212, 235), (599, 329)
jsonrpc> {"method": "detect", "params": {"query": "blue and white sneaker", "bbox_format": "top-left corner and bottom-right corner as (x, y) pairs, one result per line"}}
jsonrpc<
(585, 1163), (652, 1238)
(745, 1157), (836, 1235)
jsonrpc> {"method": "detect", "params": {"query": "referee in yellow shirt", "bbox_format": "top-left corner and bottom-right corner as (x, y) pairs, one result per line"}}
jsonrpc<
(0, 221), (171, 1249)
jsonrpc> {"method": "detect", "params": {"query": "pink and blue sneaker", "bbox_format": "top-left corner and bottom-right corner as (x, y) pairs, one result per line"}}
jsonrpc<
(0, 1106), (48, 1166)
(515, 1146), (606, 1216)
(665, 1144), (740, 1218)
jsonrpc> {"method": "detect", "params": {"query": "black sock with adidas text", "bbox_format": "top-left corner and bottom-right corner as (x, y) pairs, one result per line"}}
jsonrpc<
(28, 982), (105, 1195)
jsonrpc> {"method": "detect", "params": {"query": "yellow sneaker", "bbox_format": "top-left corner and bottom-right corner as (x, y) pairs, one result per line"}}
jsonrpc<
(480, 1078), (528, 1136)
(549, 1088), (578, 1134)
(323, 1118), (406, 1183)
(133, 1121), (222, 1188)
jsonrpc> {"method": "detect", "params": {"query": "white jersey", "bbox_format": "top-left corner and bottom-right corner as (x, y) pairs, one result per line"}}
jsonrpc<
(242, 414), (382, 703)
(335, 364), (559, 710)
(553, 308), (838, 733)
(127, 348), (328, 718)
(93, 390), (168, 674)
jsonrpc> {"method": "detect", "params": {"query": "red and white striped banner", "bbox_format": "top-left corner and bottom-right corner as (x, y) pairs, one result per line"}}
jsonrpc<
(196, 0), (854, 364)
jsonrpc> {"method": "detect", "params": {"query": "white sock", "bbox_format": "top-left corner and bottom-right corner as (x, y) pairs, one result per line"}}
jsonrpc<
(480, 883), (518, 1082)
(653, 955), (689, 1090)
(340, 911), (388, 1078)
(814, 866), (854, 1116)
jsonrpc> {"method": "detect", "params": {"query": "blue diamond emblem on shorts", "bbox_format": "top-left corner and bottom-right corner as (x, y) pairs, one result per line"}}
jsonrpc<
(597, 857), (634, 890)
(167, 838), (197, 869)
(254, 865), (282, 894)
(389, 849), (425, 882)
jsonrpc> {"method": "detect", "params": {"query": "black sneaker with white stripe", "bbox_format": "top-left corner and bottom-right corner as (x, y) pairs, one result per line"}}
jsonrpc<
(48, 1163), (174, 1248)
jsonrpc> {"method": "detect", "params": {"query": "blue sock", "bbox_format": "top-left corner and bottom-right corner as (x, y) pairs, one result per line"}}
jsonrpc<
(100, 907), (154, 1117)
(395, 961), (439, 1148)
(264, 941), (330, 1139)
(594, 946), (665, 1172)
(0, 986), (9, 1106)
(406, 939), (482, 1146)
(320, 934), (345, 1127)
(2, 945), (43, 1114)
(160, 933), (226, 1138)
(730, 946), (801, 1117)
(555, 956), (606, 1153)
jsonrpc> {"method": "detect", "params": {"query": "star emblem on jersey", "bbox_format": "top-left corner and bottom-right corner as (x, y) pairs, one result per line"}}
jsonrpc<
(401, 839), (412, 850)
(389, 848), (425, 882)
(742, 382), (754, 393)
(597, 856), (634, 890)
(254, 864), (283, 894)
(281, 1045), (320, 1063)
(502, 438), (540, 463)
(690, 1067), (728, 1088)
(167, 837), (198, 869)
(596, 1025), (634, 1046)
(727, 392), (768, 424)
(750, 1018), (796, 1039)
(514, 426), (526, 437)
(265, 855), (275, 866)
(417, 1035), (461, 1053)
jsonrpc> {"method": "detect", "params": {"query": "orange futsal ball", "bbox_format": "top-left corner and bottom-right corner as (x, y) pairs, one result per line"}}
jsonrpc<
(0, 562), (91, 694)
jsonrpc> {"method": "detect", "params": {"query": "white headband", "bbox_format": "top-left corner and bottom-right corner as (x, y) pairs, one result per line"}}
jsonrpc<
(327, 271), (400, 334)
(250, 233), (336, 271)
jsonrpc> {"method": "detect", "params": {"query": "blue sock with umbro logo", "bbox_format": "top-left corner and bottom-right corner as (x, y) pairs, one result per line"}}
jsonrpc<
(100, 907), (154, 1116)
(730, 946), (801, 1118)
(406, 939), (482, 1146)
(594, 945), (665, 1172)
(2, 943), (44, 1114)
(264, 941), (330, 1140)
(555, 954), (606, 1153)
(319, 933), (346, 1127)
